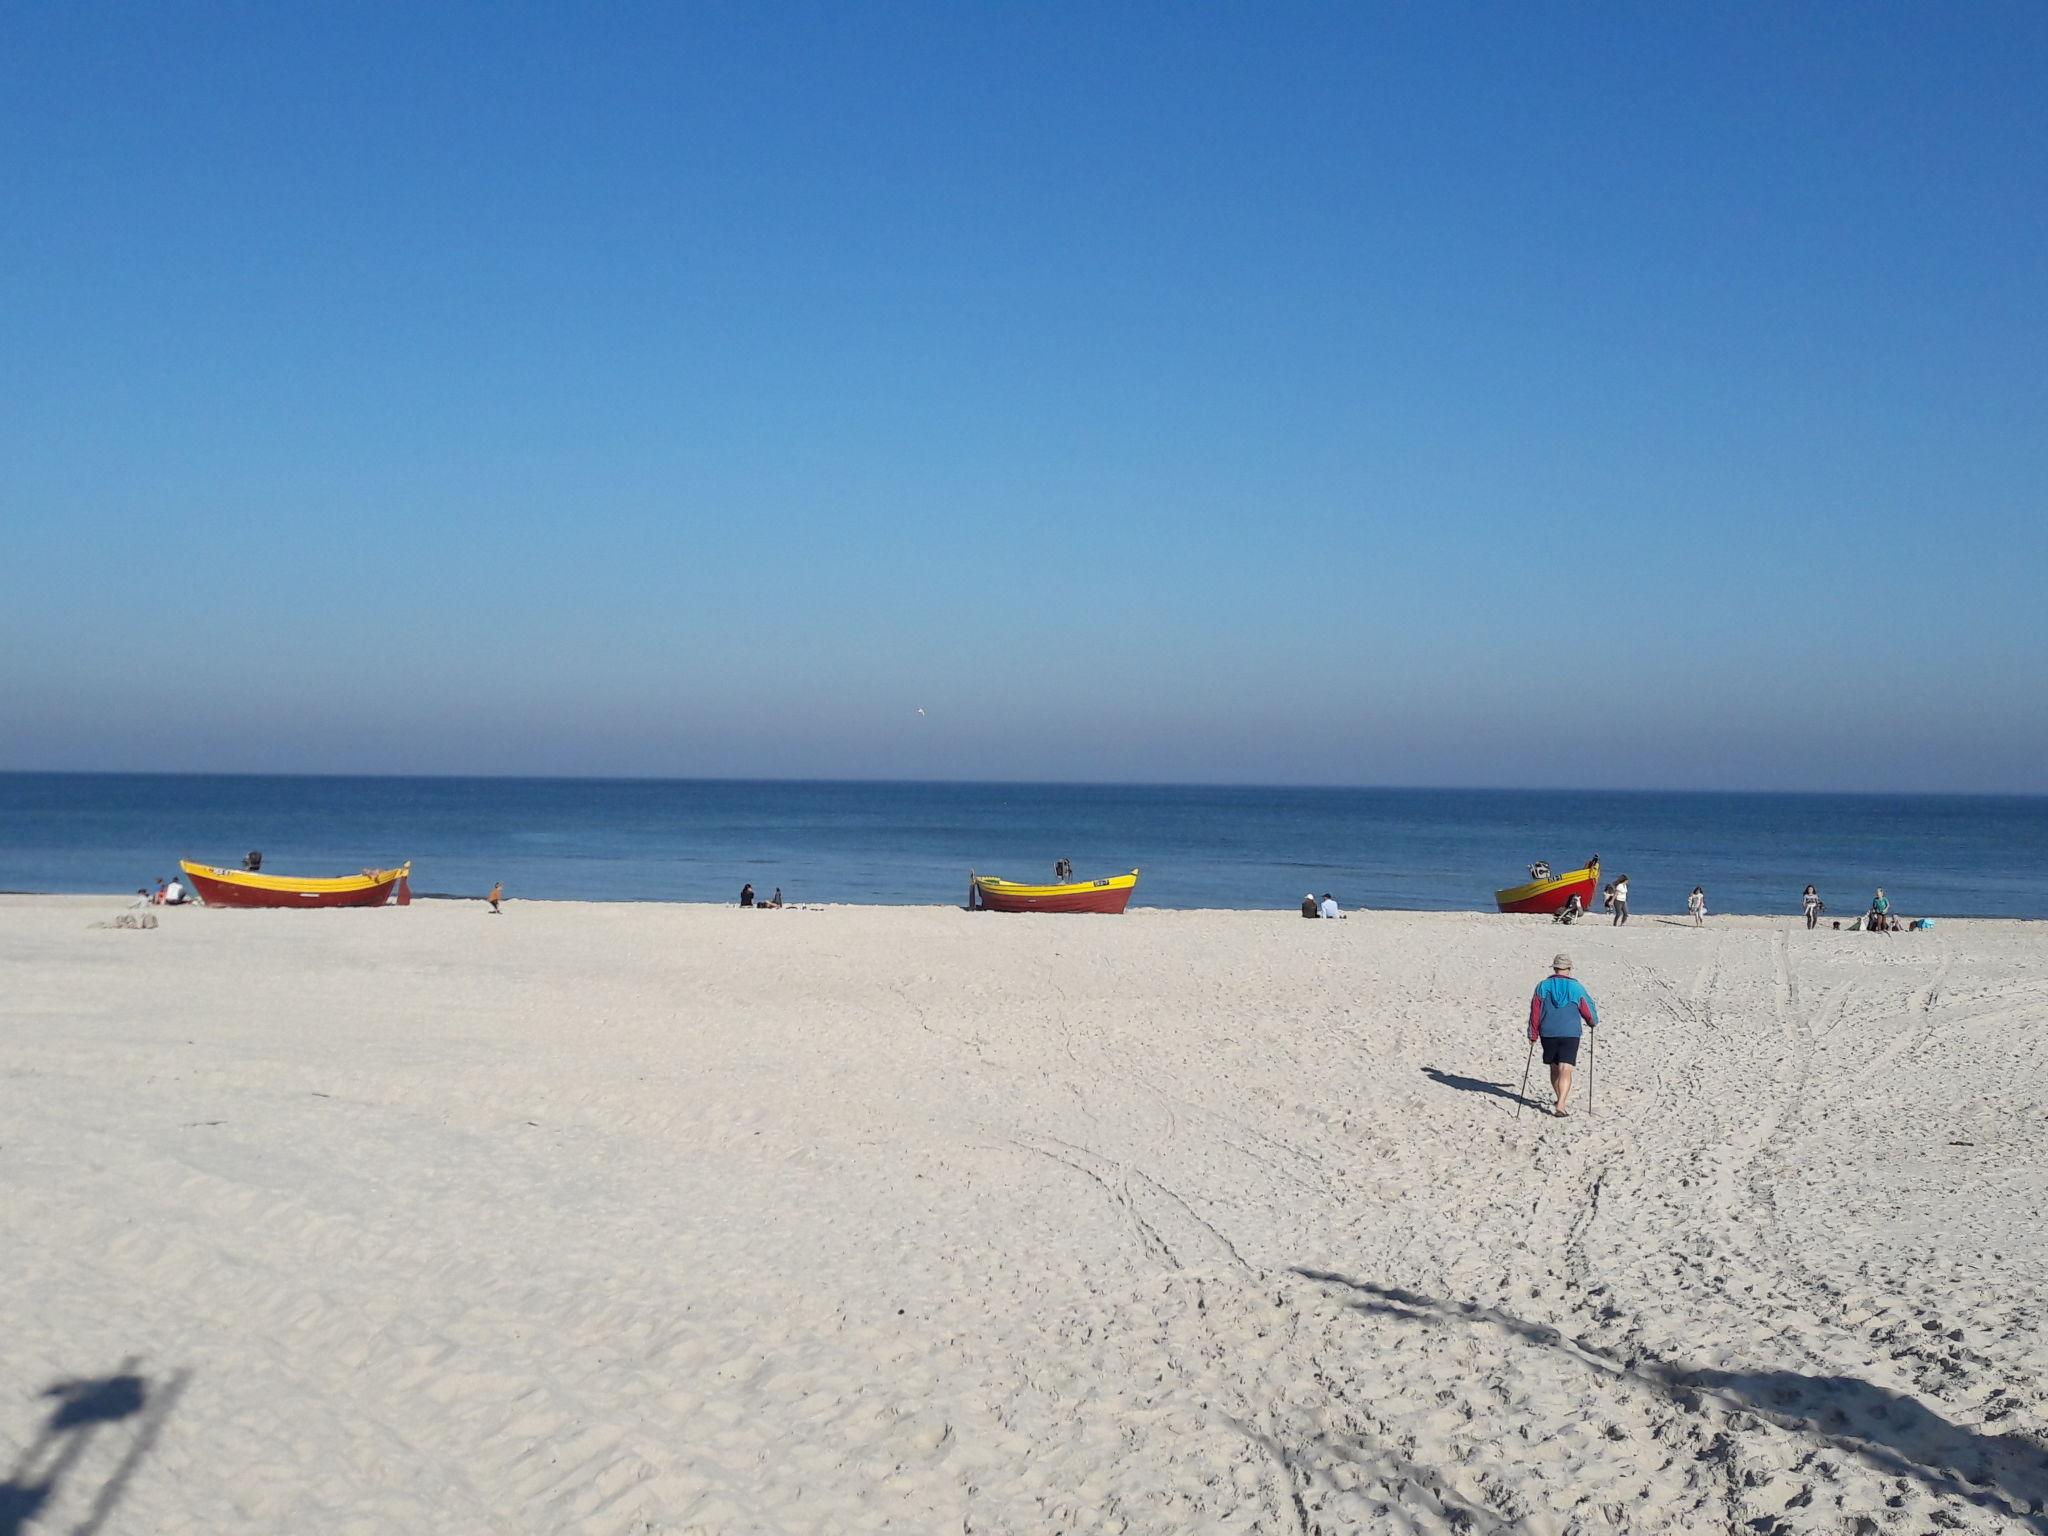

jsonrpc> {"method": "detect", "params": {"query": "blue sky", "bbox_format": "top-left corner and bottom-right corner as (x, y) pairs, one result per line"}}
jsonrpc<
(3, 3), (2043, 789)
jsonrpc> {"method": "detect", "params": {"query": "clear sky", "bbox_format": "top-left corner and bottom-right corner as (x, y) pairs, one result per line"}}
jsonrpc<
(3, 4), (2043, 790)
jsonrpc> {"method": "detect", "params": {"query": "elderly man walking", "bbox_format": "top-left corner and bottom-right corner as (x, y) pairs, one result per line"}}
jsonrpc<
(1529, 952), (1599, 1117)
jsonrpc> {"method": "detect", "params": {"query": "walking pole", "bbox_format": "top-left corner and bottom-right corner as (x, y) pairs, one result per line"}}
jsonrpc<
(1515, 1036), (1536, 1121)
(1586, 1028), (1595, 1120)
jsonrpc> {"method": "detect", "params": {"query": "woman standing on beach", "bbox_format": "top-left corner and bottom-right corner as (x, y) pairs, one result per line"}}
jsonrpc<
(1688, 886), (1706, 926)
(1802, 885), (1822, 929)
(1611, 874), (1630, 926)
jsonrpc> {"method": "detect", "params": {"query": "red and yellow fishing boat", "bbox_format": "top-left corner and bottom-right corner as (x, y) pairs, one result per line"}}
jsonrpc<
(1494, 861), (1599, 915)
(179, 859), (412, 909)
(970, 869), (1139, 914)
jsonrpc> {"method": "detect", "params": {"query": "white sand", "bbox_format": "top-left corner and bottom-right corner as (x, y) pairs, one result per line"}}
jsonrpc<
(3, 896), (2044, 1534)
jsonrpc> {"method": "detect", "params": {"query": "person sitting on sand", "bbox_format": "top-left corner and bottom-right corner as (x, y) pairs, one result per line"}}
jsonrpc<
(769, 887), (783, 908)
(1688, 886), (1706, 927)
(1529, 952), (1599, 1117)
(163, 876), (187, 905)
(1301, 892), (1319, 918)
(740, 883), (755, 908)
(152, 880), (167, 905)
(129, 887), (152, 909)
(487, 881), (503, 914)
(1318, 893), (1344, 920)
(1553, 894), (1583, 925)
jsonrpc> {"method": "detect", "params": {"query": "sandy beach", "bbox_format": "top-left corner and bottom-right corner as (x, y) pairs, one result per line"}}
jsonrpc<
(2, 896), (2043, 1534)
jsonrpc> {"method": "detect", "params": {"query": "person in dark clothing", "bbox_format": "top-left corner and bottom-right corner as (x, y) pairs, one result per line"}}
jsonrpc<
(1301, 893), (1319, 918)
(740, 883), (755, 908)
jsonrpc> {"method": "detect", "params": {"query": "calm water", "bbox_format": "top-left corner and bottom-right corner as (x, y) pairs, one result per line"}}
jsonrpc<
(1, 774), (2043, 917)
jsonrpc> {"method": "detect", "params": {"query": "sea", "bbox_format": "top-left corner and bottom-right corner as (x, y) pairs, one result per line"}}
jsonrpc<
(2, 773), (2044, 918)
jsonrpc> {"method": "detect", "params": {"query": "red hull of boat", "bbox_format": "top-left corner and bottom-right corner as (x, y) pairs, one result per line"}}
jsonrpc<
(975, 886), (1135, 915)
(1496, 873), (1598, 915)
(183, 870), (403, 909)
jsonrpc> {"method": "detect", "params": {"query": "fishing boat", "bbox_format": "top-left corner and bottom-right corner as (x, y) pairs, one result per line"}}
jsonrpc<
(178, 859), (412, 909)
(1494, 861), (1599, 915)
(970, 869), (1139, 914)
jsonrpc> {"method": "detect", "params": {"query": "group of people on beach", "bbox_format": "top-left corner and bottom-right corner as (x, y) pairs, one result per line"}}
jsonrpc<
(133, 877), (188, 907)
(739, 883), (784, 909)
(1547, 872), (1629, 926)
(1550, 878), (1919, 932)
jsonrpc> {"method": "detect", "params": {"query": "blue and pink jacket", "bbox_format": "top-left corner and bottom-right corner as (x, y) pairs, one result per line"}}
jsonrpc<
(1529, 976), (1598, 1041)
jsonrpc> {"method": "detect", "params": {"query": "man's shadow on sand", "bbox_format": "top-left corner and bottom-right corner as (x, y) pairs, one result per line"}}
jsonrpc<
(1292, 1270), (2048, 1533)
(0, 1359), (189, 1536)
(1420, 1066), (1541, 1111)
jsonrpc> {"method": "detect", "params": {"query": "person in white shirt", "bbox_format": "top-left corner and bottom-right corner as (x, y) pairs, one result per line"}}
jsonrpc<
(1318, 893), (1343, 920)
(1611, 876), (1630, 926)
(1688, 886), (1706, 926)
(162, 878), (187, 905)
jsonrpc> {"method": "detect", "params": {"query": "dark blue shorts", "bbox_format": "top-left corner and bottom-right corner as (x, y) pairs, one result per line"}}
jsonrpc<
(1541, 1035), (1581, 1066)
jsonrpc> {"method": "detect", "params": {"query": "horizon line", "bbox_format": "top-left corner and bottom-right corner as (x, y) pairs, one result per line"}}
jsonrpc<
(0, 768), (2042, 801)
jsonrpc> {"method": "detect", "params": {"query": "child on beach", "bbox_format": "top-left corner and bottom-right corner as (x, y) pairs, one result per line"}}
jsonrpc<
(1802, 885), (1822, 929)
(487, 882), (503, 914)
(1688, 887), (1706, 926)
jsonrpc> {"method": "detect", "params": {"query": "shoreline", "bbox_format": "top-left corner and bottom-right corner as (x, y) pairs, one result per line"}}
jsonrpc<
(6, 889), (2043, 923)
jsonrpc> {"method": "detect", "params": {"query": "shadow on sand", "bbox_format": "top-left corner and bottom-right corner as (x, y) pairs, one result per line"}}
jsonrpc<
(1, 1359), (189, 1536)
(1419, 1065), (1539, 1111)
(1291, 1270), (2048, 1533)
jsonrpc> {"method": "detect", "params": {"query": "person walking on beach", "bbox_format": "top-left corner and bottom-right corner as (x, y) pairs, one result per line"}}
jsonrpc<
(1611, 875), (1630, 926)
(1802, 885), (1822, 929)
(487, 881), (503, 914)
(1688, 886), (1706, 926)
(1529, 953), (1598, 1117)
